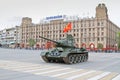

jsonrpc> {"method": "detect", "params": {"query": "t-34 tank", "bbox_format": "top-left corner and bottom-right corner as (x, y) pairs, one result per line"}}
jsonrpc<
(40, 34), (88, 64)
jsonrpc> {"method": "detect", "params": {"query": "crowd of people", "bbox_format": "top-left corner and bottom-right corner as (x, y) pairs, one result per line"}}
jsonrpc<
(0, 43), (119, 53)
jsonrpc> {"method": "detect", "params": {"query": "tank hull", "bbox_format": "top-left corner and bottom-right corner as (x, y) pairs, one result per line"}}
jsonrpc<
(41, 52), (88, 64)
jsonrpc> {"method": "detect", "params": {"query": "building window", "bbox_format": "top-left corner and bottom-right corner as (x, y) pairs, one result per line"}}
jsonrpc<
(93, 33), (95, 37)
(101, 28), (104, 31)
(81, 33), (83, 37)
(89, 28), (91, 31)
(93, 22), (94, 26)
(101, 22), (104, 26)
(74, 34), (76, 36)
(97, 38), (100, 41)
(101, 37), (104, 41)
(74, 29), (76, 32)
(81, 29), (83, 32)
(102, 32), (104, 36)
(93, 38), (95, 41)
(89, 38), (91, 41)
(84, 23), (86, 27)
(60, 34), (61, 37)
(81, 24), (83, 27)
(97, 28), (100, 31)
(97, 22), (100, 26)
(97, 32), (99, 36)
(84, 33), (86, 37)
(84, 38), (86, 42)
(89, 33), (91, 37)
(77, 33), (79, 36)
(77, 38), (79, 42)
(89, 23), (90, 27)
(73, 24), (75, 28)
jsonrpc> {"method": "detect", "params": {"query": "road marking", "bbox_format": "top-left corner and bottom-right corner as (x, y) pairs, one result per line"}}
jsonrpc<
(3, 65), (47, 71)
(13, 65), (52, 71)
(51, 69), (82, 77)
(112, 74), (120, 80)
(88, 72), (111, 80)
(57, 69), (90, 78)
(0, 60), (120, 80)
(99, 73), (119, 80)
(24, 66), (59, 73)
(34, 68), (71, 75)
(44, 68), (74, 76)
(73, 71), (103, 80)
(66, 70), (96, 80)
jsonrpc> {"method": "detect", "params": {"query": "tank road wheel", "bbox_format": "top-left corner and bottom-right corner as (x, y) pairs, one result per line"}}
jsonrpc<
(75, 55), (79, 63)
(41, 56), (49, 62)
(83, 55), (86, 62)
(68, 55), (75, 64)
(81, 55), (84, 62)
(63, 54), (75, 64)
(73, 55), (78, 63)
(78, 54), (82, 62)
(82, 54), (88, 62)
(85, 54), (88, 62)
(50, 60), (54, 63)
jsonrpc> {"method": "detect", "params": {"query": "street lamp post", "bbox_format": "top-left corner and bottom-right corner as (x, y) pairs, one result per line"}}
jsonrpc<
(115, 43), (118, 52)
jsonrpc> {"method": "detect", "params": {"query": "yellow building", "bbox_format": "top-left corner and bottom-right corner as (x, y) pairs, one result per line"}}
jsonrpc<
(21, 3), (120, 50)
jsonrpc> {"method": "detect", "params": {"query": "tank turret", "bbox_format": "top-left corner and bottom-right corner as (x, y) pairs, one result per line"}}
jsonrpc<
(40, 34), (78, 48)
(40, 34), (88, 64)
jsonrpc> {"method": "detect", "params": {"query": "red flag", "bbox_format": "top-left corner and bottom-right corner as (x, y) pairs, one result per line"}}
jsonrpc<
(63, 28), (67, 32)
(63, 22), (72, 33)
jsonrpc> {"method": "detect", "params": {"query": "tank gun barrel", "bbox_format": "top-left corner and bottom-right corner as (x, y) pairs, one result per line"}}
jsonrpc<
(39, 35), (77, 49)
(39, 36), (59, 44)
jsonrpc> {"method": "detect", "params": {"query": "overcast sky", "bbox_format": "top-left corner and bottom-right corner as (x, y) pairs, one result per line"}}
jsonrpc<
(0, 0), (120, 30)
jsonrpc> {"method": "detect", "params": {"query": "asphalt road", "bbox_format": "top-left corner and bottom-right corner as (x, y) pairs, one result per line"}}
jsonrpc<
(0, 48), (120, 80)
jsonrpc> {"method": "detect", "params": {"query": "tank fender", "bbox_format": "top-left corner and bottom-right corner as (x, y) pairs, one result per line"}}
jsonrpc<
(60, 52), (69, 57)
(40, 50), (49, 56)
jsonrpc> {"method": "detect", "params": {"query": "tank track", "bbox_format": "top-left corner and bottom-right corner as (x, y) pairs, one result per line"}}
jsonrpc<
(41, 56), (49, 62)
(41, 53), (88, 64)
(63, 53), (88, 64)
